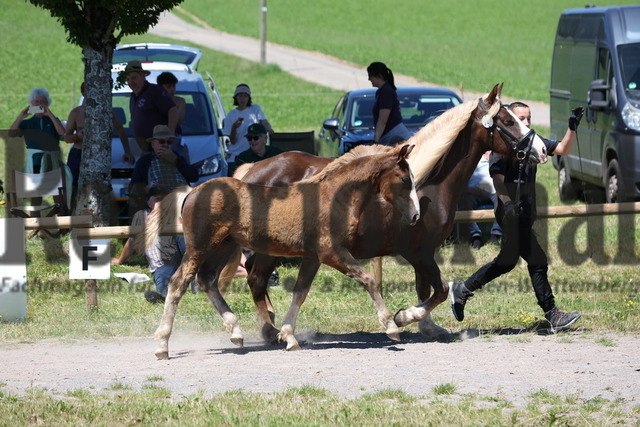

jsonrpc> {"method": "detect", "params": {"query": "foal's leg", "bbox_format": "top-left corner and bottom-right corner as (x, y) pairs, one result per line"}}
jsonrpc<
(200, 250), (244, 347)
(277, 259), (321, 351)
(154, 255), (199, 360)
(247, 253), (280, 343)
(393, 251), (450, 338)
(326, 252), (400, 341)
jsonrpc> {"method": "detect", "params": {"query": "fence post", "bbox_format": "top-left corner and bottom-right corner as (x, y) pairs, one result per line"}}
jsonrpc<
(85, 279), (98, 311)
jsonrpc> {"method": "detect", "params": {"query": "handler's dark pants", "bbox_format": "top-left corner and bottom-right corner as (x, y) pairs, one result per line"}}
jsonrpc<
(464, 214), (555, 312)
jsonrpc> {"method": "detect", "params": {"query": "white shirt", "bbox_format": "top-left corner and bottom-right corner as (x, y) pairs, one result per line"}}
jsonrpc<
(222, 104), (267, 162)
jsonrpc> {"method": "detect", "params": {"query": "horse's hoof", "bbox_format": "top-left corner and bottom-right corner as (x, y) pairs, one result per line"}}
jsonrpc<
(230, 336), (244, 347)
(286, 342), (302, 351)
(387, 331), (401, 341)
(155, 350), (169, 360)
(393, 309), (411, 327)
(261, 324), (280, 343)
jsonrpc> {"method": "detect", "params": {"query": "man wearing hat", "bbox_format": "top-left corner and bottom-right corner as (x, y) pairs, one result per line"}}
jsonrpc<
(222, 83), (274, 175)
(125, 60), (178, 152)
(127, 124), (198, 213)
(235, 123), (283, 166)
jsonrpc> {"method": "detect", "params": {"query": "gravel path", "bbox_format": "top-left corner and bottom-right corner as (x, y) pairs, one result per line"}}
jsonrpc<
(2, 329), (639, 407)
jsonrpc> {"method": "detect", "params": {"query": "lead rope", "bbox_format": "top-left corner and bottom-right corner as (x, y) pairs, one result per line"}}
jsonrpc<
(573, 125), (594, 259)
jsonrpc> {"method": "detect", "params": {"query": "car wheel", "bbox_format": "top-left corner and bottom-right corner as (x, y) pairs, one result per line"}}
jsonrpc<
(605, 158), (624, 203)
(557, 158), (580, 203)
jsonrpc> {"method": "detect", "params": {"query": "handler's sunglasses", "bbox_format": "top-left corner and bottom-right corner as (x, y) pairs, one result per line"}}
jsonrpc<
(246, 135), (262, 141)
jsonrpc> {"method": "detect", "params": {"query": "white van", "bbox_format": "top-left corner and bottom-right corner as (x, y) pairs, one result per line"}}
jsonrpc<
(550, 5), (640, 203)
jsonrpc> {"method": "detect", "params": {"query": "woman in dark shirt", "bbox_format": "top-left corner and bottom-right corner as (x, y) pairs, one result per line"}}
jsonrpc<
(367, 62), (411, 145)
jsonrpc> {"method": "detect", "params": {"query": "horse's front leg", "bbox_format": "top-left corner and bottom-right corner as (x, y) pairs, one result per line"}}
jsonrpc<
(154, 256), (198, 360)
(247, 253), (280, 343)
(393, 251), (450, 338)
(327, 253), (400, 341)
(277, 259), (321, 351)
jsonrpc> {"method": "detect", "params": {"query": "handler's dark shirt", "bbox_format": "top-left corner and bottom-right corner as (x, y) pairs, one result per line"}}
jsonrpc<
(489, 137), (559, 219)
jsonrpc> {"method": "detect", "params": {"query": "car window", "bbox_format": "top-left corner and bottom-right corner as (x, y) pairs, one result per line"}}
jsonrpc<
(351, 97), (375, 129)
(402, 96), (461, 126)
(112, 48), (198, 66)
(111, 92), (214, 137)
(181, 92), (214, 135)
(332, 95), (348, 128)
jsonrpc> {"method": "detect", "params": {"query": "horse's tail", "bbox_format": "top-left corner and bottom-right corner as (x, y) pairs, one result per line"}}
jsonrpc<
(135, 185), (194, 254)
(233, 163), (254, 180)
(217, 246), (242, 295)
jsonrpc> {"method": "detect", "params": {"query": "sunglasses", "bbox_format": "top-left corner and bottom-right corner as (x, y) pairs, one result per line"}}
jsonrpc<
(154, 139), (173, 145)
(246, 135), (262, 141)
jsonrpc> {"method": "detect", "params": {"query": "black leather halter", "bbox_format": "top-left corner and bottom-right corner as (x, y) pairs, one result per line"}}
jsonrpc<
(477, 98), (536, 160)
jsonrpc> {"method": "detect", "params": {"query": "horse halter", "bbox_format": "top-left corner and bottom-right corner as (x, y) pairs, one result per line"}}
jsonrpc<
(477, 98), (536, 160)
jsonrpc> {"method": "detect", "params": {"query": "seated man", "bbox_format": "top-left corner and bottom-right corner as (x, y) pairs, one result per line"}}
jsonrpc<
(234, 123), (283, 167)
(112, 187), (185, 304)
(460, 151), (502, 248)
(128, 125), (199, 215)
(233, 122), (282, 282)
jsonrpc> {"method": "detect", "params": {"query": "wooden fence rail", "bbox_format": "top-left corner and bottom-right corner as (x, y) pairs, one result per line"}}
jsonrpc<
(66, 202), (640, 240)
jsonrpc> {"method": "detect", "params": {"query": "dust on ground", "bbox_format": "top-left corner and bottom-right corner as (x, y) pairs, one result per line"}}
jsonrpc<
(2, 328), (639, 408)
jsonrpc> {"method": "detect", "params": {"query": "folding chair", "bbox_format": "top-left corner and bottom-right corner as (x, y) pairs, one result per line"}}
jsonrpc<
(269, 131), (316, 154)
(7, 168), (69, 238)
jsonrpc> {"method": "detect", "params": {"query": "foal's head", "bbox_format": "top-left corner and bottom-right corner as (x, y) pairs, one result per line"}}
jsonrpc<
(375, 144), (421, 227)
(475, 83), (547, 165)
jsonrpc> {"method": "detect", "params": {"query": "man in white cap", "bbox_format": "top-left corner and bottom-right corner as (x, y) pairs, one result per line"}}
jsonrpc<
(222, 83), (274, 175)
(125, 60), (178, 152)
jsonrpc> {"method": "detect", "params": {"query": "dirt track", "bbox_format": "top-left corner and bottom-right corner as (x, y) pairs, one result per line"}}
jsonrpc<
(2, 329), (639, 407)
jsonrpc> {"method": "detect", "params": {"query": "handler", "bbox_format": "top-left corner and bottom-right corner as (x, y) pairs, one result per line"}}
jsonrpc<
(450, 102), (584, 332)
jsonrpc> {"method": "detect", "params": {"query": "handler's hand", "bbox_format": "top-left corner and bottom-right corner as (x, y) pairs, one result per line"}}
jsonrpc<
(503, 201), (520, 223)
(568, 106), (584, 131)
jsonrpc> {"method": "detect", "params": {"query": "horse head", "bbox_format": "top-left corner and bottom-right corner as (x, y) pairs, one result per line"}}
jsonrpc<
(377, 144), (421, 226)
(477, 83), (548, 165)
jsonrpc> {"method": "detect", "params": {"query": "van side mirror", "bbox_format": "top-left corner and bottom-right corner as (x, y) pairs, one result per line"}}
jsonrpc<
(588, 79), (610, 111)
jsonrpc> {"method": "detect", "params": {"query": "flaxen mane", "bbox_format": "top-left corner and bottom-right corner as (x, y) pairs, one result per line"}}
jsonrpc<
(299, 144), (393, 184)
(407, 92), (501, 187)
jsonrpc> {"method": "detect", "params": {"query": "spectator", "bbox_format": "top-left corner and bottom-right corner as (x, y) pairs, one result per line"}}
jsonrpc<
(111, 187), (185, 304)
(64, 82), (134, 210)
(450, 102), (584, 333)
(222, 83), (274, 176)
(127, 125), (199, 214)
(9, 88), (66, 174)
(232, 122), (283, 279)
(9, 88), (72, 208)
(156, 72), (186, 134)
(125, 60), (178, 152)
(460, 151), (502, 248)
(234, 123), (283, 166)
(366, 62), (411, 146)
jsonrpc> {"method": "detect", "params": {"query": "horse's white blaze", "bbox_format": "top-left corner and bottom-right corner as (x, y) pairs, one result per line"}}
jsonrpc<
(507, 109), (548, 164)
(408, 167), (420, 219)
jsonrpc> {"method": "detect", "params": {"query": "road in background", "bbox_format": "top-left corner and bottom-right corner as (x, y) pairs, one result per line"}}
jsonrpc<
(150, 12), (550, 128)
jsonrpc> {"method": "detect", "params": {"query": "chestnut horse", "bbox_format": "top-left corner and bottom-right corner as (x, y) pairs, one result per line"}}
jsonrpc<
(150, 144), (420, 359)
(225, 84), (548, 349)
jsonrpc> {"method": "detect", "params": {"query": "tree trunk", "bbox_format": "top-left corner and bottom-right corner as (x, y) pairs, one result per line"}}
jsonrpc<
(74, 47), (113, 226)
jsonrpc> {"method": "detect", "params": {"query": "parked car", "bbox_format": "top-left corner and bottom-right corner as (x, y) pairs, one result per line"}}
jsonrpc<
(109, 43), (228, 201)
(316, 87), (462, 157)
(550, 6), (640, 203)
